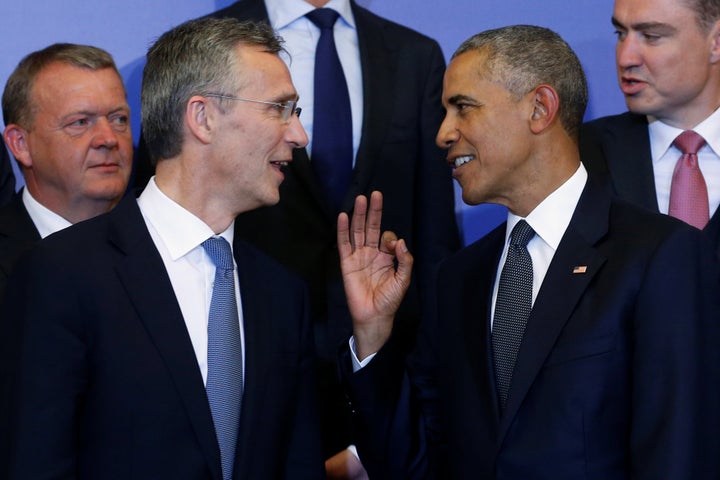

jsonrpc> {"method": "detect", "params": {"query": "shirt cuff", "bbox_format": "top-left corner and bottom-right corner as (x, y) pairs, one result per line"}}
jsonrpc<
(349, 336), (378, 372)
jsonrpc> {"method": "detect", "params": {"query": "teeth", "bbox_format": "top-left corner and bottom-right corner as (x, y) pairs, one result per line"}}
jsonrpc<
(454, 155), (473, 168)
(278, 161), (288, 167)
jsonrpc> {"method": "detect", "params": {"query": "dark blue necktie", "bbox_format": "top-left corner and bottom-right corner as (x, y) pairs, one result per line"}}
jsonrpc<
(306, 8), (353, 211)
(202, 236), (243, 480)
(491, 220), (535, 412)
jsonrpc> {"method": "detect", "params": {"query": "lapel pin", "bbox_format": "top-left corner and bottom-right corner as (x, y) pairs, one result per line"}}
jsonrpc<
(572, 265), (588, 274)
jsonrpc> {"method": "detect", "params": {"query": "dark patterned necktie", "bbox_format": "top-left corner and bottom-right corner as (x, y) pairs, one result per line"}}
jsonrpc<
(492, 220), (535, 412)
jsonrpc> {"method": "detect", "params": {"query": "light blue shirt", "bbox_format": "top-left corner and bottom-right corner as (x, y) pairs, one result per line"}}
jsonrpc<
(266, 0), (363, 165)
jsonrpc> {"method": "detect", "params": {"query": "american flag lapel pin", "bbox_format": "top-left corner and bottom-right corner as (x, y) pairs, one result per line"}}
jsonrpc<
(572, 265), (588, 274)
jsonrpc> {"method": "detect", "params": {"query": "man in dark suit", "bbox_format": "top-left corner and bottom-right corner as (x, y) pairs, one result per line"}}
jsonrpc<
(198, 1), (458, 476)
(337, 25), (720, 478)
(1, 18), (324, 479)
(0, 146), (15, 207)
(0, 43), (133, 303)
(581, 0), (720, 256)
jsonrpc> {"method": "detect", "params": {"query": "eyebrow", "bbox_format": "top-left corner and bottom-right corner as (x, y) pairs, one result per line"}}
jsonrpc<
(447, 94), (478, 106)
(611, 17), (677, 34)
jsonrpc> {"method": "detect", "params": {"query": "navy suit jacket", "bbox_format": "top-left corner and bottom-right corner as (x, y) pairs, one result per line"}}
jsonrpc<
(580, 112), (720, 258)
(0, 196), (325, 479)
(342, 177), (720, 479)
(0, 191), (40, 302)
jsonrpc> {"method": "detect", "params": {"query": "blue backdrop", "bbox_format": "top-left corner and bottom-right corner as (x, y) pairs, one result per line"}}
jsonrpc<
(0, 0), (624, 244)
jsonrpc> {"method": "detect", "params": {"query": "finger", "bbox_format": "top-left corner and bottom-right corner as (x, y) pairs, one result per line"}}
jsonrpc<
(365, 191), (383, 249)
(394, 239), (414, 288)
(350, 195), (368, 249)
(337, 212), (352, 260)
(379, 230), (398, 255)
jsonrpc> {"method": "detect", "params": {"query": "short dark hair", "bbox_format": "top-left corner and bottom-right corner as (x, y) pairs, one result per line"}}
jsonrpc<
(453, 25), (588, 140)
(141, 17), (285, 162)
(2, 43), (121, 128)
(684, 0), (720, 31)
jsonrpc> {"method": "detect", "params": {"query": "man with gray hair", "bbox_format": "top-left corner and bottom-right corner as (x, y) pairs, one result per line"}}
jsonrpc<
(582, 0), (720, 258)
(0, 43), (132, 302)
(1, 18), (324, 479)
(337, 25), (720, 478)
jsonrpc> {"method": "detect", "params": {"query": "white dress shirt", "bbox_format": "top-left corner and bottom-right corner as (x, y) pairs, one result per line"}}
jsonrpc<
(265, 0), (362, 164)
(137, 177), (246, 386)
(22, 187), (72, 238)
(490, 164), (587, 328)
(648, 106), (720, 215)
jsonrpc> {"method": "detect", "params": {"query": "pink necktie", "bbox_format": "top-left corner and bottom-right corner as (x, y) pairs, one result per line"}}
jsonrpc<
(668, 130), (709, 229)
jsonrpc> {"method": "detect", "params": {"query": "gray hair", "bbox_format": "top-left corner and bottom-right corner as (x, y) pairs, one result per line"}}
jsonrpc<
(141, 17), (285, 162)
(3, 43), (121, 128)
(453, 25), (588, 140)
(684, 0), (720, 31)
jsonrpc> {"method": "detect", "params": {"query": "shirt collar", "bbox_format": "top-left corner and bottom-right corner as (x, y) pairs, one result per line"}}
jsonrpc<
(648, 105), (720, 162)
(21, 187), (72, 239)
(506, 163), (588, 251)
(267, 0), (355, 30)
(137, 177), (234, 261)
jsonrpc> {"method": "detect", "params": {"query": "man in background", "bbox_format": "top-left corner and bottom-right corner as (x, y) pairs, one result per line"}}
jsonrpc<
(581, 0), (720, 256)
(0, 43), (132, 301)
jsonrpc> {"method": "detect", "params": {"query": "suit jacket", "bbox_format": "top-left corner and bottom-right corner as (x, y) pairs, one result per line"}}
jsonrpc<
(0, 145), (16, 208)
(342, 177), (720, 479)
(580, 112), (720, 257)
(0, 191), (41, 302)
(205, 0), (460, 455)
(0, 195), (325, 479)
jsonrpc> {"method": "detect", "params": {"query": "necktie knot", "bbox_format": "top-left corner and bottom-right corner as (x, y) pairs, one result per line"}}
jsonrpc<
(673, 130), (706, 155)
(509, 220), (535, 249)
(202, 237), (234, 271)
(306, 8), (340, 30)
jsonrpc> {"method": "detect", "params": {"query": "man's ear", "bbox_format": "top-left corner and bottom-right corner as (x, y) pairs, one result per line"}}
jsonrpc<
(709, 19), (720, 64)
(185, 95), (213, 145)
(529, 84), (560, 135)
(3, 124), (32, 168)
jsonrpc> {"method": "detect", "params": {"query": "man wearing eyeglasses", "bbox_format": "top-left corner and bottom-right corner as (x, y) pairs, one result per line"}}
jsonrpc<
(1, 18), (325, 479)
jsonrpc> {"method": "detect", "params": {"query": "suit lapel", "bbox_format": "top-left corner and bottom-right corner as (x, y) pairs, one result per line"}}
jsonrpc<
(108, 197), (222, 479)
(496, 178), (610, 446)
(232, 240), (273, 473)
(458, 228), (505, 425)
(601, 113), (658, 211)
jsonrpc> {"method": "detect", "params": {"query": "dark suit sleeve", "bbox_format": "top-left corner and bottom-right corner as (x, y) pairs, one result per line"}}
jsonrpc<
(340, 335), (433, 480)
(630, 226), (720, 478)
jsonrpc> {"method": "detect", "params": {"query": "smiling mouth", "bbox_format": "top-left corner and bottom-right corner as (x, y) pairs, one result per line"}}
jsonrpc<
(452, 155), (474, 168)
(270, 161), (289, 167)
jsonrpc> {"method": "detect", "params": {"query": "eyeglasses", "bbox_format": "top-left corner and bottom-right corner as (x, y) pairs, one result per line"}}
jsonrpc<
(205, 93), (301, 121)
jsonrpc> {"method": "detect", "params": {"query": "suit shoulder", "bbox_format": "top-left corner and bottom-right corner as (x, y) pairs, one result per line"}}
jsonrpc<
(355, 5), (440, 47)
